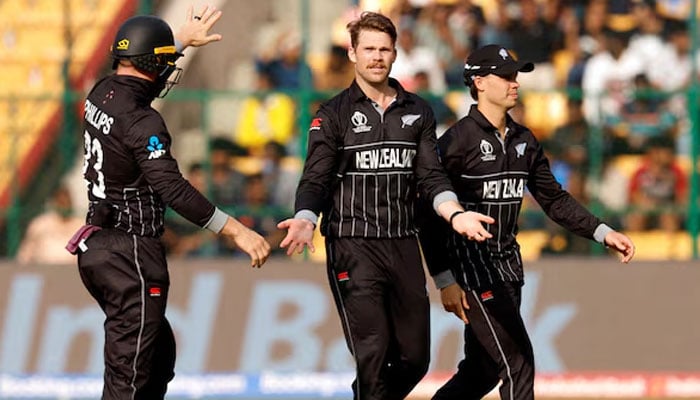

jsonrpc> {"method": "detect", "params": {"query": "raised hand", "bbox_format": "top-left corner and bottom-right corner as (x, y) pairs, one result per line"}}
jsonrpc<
(176, 4), (223, 49)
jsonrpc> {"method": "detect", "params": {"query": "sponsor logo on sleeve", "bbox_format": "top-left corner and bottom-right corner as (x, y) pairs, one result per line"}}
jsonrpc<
(147, 135), (166, 159)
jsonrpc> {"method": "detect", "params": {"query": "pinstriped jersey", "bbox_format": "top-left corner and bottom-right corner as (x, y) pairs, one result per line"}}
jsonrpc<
(81, 75), (216, 237)
(419, 105), (603, 290)
(295, 79), (454, 239)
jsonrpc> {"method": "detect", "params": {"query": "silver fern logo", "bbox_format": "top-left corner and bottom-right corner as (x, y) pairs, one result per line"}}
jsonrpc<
(515, 142), (527, 158)
(401, 114), (421, 128)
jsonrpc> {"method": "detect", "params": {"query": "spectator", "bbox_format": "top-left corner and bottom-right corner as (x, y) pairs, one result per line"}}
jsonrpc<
(237, 173), (287, 253)
(386, 0), (422, 24)
(233, 69), (296, 154)
(582, 27), (643, 125)
(208, 138), (247, 206)
(545, 98), (590, 200)
(414, 2), (470, 87)
(650, 20), (698, 156)
(542, 99), (594, 254)
(627, 0), (666, 78)
(255, 29), (313, 90)
(449, 0), (488, 50)
(655, 0), (695, 21)
(653, 19), (697, 92)
(17, 184), (84, 265)
(315, 44), (354, 91)
(507, 0), (563, 89)
(578, 0), (608, 55)
(392, 17), (446, 94)
(603, 73), (678, 155)
(626, 136), (687, 231)
(477, 0), (512, 51)
(606, 0), (638, 33)
(413, 70), (456, 136)
(260, 140), (300, 212)
(565, 0), (608, 89)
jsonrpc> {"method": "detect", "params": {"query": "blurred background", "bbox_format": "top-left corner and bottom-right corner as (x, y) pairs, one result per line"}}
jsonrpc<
(1, 0), (699, 399)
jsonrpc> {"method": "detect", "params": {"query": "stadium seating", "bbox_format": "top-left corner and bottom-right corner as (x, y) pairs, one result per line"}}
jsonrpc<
(231, 155), (303, 176)
(0, 0), (136, 207)
(625, 230), (697, 260)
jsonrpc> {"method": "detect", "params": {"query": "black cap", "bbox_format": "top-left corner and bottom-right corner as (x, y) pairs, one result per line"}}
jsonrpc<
(463, 44), (534, 86)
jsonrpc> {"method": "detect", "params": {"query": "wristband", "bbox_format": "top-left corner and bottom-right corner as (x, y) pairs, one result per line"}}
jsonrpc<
(449, 210), (465, 227)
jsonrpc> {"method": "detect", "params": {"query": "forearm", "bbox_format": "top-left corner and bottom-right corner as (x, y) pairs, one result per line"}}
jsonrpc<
(294, 181), (330, 216)
(157, 176), (219, 228)
(434, 195), (463, 221)
(293, 209), (319, 227)
(203, 208), (230, 233)
(416, 196), (454, 283)
(432, 270), (457, 289)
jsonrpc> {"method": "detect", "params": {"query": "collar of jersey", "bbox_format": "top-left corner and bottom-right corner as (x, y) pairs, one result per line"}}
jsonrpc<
(467, 104), (521, 137)
(113, 75), (158, 104)
(349, 77), (407, 105)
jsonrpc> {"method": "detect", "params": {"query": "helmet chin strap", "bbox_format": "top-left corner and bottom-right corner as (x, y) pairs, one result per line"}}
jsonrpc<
(154, 64), (182, 98)
(114, 55), (182, 98)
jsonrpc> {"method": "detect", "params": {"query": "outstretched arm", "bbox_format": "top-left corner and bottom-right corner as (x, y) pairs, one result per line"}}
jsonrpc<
(175, 4), (223, 50)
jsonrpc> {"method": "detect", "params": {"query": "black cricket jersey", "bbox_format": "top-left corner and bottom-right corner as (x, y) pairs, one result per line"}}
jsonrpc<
(419, 105), (604, 290)
(81, 75), (216, 237)
(295, 78), (454, 239)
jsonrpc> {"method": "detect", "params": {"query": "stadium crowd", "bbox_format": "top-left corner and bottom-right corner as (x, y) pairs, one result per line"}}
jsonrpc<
(16, 0), (700, 261)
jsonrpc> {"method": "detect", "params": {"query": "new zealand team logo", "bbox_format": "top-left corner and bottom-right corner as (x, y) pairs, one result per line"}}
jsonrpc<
(480, 139), (496, 162)
(147, 135), (166, 159)
(351, 111), (371, 133)
(401, 114), (421, 128)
